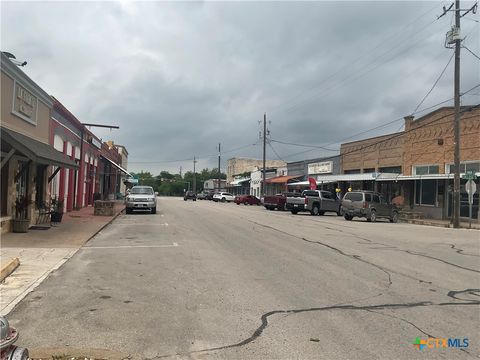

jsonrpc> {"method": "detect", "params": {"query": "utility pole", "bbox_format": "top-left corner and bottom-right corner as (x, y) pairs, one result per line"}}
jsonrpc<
(193, 156), (197, 194)
(179, 166), (182, 178)
(439, 0), (476, 227)
(218, 143), (221, 192)
(453, 0), (461, 228)
(262, 113), (267, 196)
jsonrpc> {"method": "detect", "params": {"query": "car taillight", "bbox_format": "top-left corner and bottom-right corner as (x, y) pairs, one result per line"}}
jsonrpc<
(305, 198), (308, 205)
(363, 201), (368, 208)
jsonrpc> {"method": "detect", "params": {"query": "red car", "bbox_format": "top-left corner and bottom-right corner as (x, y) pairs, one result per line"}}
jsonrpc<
(234, 195), (261, 205)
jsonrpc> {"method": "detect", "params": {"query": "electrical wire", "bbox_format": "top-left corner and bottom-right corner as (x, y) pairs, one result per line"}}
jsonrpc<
(462, 45), (480, 61)
(268, 3), (442, 118)
(269, 139), (338, 152)
(412, 52), (455, 115)
(267, 141), (284, 161)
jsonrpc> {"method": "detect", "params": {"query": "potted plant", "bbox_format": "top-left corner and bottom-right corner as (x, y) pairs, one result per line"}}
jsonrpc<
(12, 195), (32, 233)
(51, 197), (65, 223)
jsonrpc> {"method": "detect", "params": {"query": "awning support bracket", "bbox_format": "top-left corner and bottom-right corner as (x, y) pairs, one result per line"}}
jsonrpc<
(48, 167), (62, 183)
(0, 149), (15, 170)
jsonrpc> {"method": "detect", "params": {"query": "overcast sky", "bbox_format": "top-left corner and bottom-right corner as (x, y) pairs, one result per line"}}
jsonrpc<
(2, 1), (479, 174)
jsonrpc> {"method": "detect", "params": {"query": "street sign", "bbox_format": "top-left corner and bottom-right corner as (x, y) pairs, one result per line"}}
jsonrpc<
(462, 170), (477, 180)
(465, 179), (477, 229)
(465, 179), (477, 204)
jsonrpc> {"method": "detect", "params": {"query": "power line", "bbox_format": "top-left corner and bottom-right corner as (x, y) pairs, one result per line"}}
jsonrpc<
(268, 3), (442, 118)
(269, 86), (479, 157)
(269, 139), (337, 152)
(272, 98), (480, 158)
(412, 52), (455, 114)
(462, 45), (480, 60)
(267, 141), (284, 161)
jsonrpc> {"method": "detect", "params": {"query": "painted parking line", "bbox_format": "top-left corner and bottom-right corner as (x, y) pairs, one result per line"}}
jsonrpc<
(112, 223), (169, 226)
(84, 242), (179, 249)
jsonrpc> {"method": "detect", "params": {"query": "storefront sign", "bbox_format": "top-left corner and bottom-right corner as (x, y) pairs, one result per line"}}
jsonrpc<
(13, 82), (38, 124)
(308, 161), (333, 175)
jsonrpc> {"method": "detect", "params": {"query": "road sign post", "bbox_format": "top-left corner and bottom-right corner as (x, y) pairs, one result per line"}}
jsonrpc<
(465, 179), (477, 229)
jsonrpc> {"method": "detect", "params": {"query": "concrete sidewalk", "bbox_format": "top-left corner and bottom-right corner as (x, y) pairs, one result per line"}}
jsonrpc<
(403, 218), (480, 229)
(0, 202), (124, 315)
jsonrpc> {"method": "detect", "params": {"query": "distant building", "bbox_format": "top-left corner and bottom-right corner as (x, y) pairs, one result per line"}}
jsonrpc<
(226, 157), (286, 184)
(204, 179), (227, 191)
(114, 144), (129, 194)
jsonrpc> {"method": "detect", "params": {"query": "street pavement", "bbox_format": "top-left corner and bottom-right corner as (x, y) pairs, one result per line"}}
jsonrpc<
(0, 202), (124, 315)
(6, 197), (480, 359)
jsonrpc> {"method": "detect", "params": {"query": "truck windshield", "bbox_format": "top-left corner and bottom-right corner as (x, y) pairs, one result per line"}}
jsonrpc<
(131, 188), (154, 195)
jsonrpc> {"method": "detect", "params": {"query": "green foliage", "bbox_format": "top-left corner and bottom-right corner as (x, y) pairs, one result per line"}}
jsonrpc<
(130, 168), (226, 196)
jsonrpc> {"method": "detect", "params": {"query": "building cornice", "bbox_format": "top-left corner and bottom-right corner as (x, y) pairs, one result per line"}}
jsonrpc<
(1, 52), (53, 108)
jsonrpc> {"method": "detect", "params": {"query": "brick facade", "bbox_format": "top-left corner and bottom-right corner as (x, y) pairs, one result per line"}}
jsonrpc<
(404, 106), (480, 175)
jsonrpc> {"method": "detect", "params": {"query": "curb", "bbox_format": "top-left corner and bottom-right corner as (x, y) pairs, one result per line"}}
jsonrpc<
(0, 257), (20, 283)
(1, 207), (125, 316)
(84, 206), (125, 245)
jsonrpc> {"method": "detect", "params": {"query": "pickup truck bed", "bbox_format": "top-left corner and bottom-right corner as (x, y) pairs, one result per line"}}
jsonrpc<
(286, 190), (341, 216)
(263, 192), (300, 211)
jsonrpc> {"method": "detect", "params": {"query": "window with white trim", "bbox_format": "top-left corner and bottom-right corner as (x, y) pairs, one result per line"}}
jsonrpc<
(446, 161), (480, 174)
(413, 165), (439, 175)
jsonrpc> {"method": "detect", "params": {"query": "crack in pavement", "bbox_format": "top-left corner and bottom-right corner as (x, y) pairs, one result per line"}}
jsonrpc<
(364, 308), (435, 338)
(148, 299), (479, 359)
(247, 216), (480, 274)
(447, 244), (480, 257)
(300, 236), (393, 288)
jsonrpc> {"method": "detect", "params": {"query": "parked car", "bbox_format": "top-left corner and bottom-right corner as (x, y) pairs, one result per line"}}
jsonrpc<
(263, 192), (300, 211)
(341, 190), (399, 223)
(234, 195), (261, 205)
(286, 190), (341, 216)
(197, 192), (207, 200)
(125, 186), (157, 214)
(213, 192), (235, 202)
(184, 191), (197, 201)
(205, 191), (215, 201)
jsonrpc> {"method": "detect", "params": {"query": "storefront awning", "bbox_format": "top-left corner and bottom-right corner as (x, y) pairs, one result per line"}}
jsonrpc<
(378, 173), (480, 181)
(101, 156), (131, 176)
(287, 172), (400, 186)
(1, 126), (78, 169)
(229, 177), (250, 186)
(265, 175), (301, 184)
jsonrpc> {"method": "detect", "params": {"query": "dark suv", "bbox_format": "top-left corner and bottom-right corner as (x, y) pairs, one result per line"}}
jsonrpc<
(184, 191), (197, 201)
(341, 191), (399, 223)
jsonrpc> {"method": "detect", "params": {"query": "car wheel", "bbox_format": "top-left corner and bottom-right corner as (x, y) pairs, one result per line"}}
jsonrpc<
(368, 210), (377, 223)
(126, 208), (132, 214)
(390, 211), (399, 223)
(184, 198), (187, 201)
(221, 197), (226, 202)
(244, 201), (249, 205)
(151, 207), (156, 214)
(291, 210), (298, 215)
(319, 211), (325, 216)
(311, 205), (320, 216)
(344, 214), (353, 221)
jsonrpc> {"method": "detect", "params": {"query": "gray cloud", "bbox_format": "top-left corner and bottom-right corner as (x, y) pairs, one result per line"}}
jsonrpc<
(2, 1), (479, 174)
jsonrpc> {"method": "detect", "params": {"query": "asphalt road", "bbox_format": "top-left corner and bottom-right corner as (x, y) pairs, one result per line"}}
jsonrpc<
(8, 197), (480, 359)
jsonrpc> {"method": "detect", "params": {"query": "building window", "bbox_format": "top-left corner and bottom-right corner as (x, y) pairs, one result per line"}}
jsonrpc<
(363, 168), (375, 173)
(447, 161), (480, 174)
(415, 179), (437, 206)
(379, 166), (402, 174)
(413, 165), (439, 175)
(344, 169), (361, 174)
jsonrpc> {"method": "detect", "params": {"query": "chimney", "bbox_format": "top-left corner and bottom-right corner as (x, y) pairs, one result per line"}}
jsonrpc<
(404, 115), (414, 131)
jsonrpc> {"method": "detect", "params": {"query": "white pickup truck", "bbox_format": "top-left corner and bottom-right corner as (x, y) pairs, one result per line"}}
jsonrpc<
(286, 190), (341, 216)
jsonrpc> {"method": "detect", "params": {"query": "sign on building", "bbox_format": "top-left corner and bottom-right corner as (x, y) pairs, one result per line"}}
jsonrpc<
(308, 161), (333, 175)
(12, 82), (38, 124)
